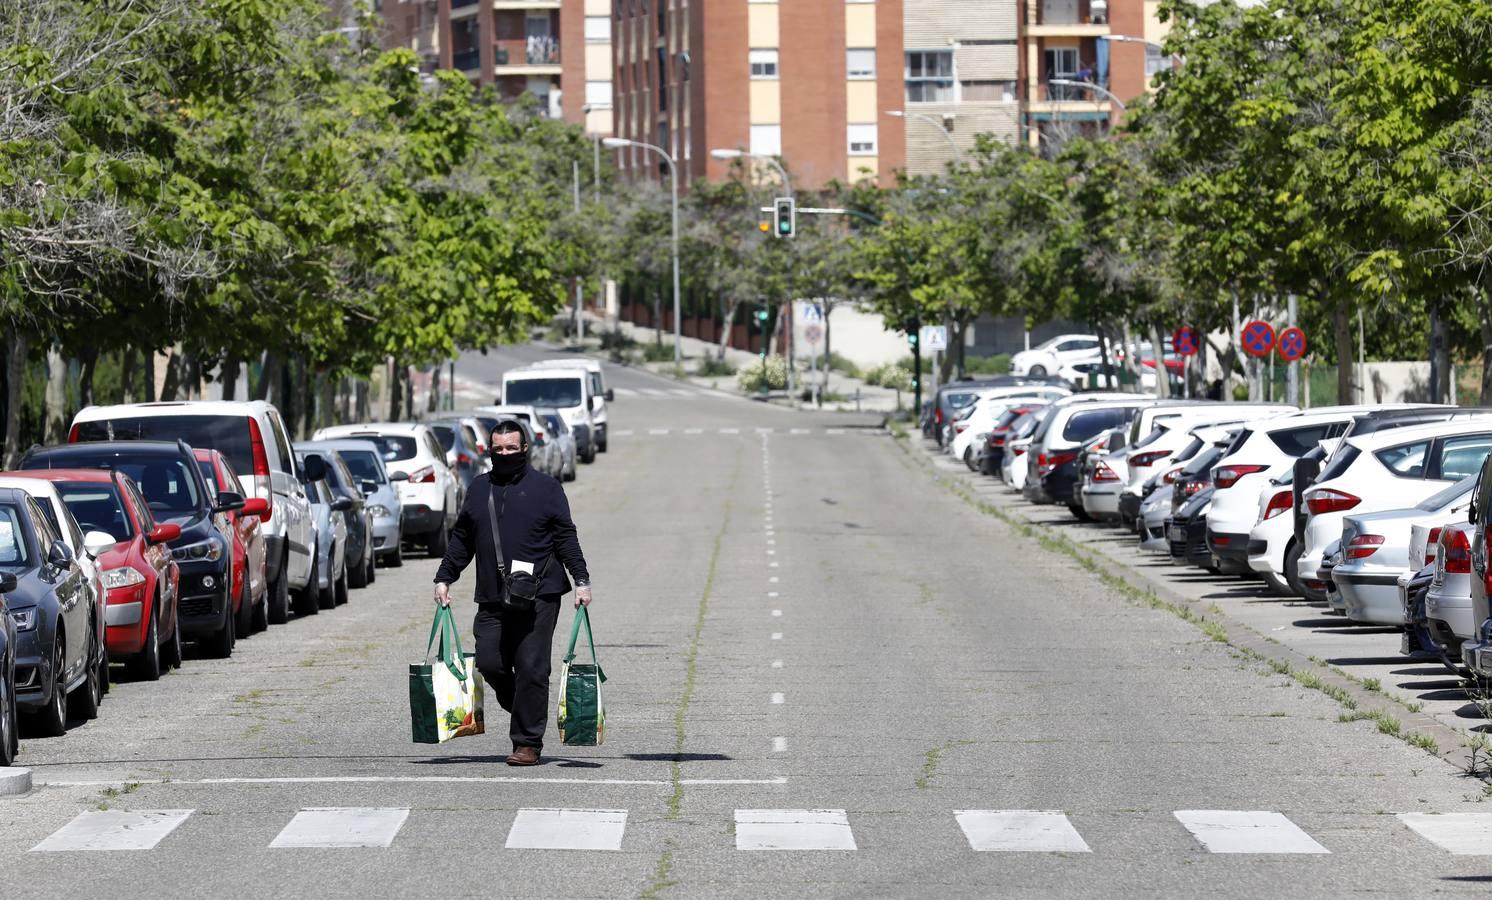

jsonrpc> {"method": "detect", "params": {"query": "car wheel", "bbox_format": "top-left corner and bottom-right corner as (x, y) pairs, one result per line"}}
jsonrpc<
(0, 670), (15, 766)
(68, 626), (102, 722)
(1283, 539), (1309, 598)
(205, 596), (235, 659)
(334, 564), (349, 606)
(348, 545), (369, 589)
(252, 581), (269, 633)
(1067, 503), (1091, 522)
(962, 447), (976, 471)
(427, 517), (449, 558)
(234, 575), (254, 639)
(598, 437), (607, 453)
(1028, 364), (1047, 378)
(386, 538), (403, 568)
(130, 605), (163, 682)
(582, 444), (597, 465)
(30, 639), (67, 738)
(366, 550), (376, 586)
(162, 604), (183, 670)
(298, 551), (321, 616)
(1261, 570), (1292, 596)
(268, 555), (290, 625)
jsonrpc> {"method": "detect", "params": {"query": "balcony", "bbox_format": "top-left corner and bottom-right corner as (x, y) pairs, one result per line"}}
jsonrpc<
(491, 37), (561, 74)
(453, 47), (481, 71)
(1027, 0), (1110, 37)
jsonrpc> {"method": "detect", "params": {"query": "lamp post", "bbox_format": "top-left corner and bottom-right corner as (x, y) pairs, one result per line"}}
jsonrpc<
(886, 110), (961, 164)
(1046, 78), (1128, 112)
(709, 148), (793, 196)
(603, 137), (682, 366)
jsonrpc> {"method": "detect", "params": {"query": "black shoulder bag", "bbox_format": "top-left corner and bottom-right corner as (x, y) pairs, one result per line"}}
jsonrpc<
(486, 482), (551, 613)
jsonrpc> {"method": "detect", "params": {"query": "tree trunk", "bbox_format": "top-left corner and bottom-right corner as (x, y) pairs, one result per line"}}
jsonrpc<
(822, 303), (834, 393)
(940, 316), (970, 385)
(389, 359), (403, 422)
(220, 353), (240, 402)
(404, 364), (414, 423)
(77, 345), (99, 409)
(120, 346), (137, 404)
(142, 347), (157, 402)
(1149, 323), (1170, 399)
(427, 365), (441, 414)
(1479, 296), (1492, 406)
(44, 346), (67, 443)
(338, 377), (351, 425)
(320, 373), (335, 432)
(159, 350), (183, 402)
(356, 379), (370, 422)
(1096, 326), (1112, 390)
(1332, 302), (1354, 404)
(718, 297), (740, 360)
(252, 352), (278, 402)
(652, 289), (664, 346)
(3, 333), (29, 467)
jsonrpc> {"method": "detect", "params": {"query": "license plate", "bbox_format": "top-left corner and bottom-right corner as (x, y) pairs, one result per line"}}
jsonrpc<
(1168, 526), (1185, 543)
(1478, 648), (1492, 674)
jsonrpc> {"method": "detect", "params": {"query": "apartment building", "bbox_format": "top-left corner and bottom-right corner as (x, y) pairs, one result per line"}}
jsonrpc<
(611, 0), (906, 190)
(377, 0), (614, 134)
(1018, 0), (1171, 147)
(899, 0), (1021, 177)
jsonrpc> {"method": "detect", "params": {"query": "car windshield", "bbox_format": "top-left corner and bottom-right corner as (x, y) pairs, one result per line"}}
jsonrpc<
(0, 503), (28, 566)
(1131, 425), (1169, 451)
(992, 408), (1026, 431)
(76, 415), (253, 476)
(1419, 475), (1476, 511)
(42, 451), (201, 520)
(353, 434), (418, 462)
(1317, 445), (1362, 484)
(506, 377), (583, 408)
(58, 483), (134, 540)
(197, 460), (220, 492)
(338, 450), (384, 485)
(1173, 437), (1204, 463)
(430, 425), (457, 452)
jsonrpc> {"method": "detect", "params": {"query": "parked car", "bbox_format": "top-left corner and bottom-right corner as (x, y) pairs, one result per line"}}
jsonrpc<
(195, 449), (270, 637)
(297, 444), (377, 587)
(930, 378), (1063, 446)
(429, 416), (488, 489)
(1169, 486), (1217, 571)
(311, 423), (459, 558)
(537, 408), (578, 482)
(1024, 398), (1145, 511)
(1462, 454), (1492, 680)
(69, 400), (315, 630)
(1010, 334), (1102, 378)
(295, 452), (349, 612)
(301, 439), (404, 568)
(1000, 411), (1047, 489)
(7, 469), (182, 681)
(22, 440), (242, 657)
(979, 404), (1048, 477)
(948, 387), (1071, 465)
(1425, 522), (1478, 674)
(0, 571), (16, 764)
(502, 366), (598, 463)
(532, 358), (613, 452)
(0, 488), (101, 736)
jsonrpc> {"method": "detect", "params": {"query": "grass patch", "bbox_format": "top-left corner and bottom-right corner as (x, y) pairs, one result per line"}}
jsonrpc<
(916, 739), (974, 790)
(1362, 677), (1383, 693)
(640, 848), (677, 900)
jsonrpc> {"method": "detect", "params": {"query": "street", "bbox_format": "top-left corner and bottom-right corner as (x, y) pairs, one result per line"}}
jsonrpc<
(1, 347), (1490, 898)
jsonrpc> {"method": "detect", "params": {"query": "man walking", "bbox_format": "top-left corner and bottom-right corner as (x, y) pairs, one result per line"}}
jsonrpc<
(434, 420), (592, 766)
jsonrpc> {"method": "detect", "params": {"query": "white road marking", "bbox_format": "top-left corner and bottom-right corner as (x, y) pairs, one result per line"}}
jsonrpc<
(684, 428), (704, 435)
(772, 660), (783, 668)
(506, 808), (628, 851)
(1173, 811), (1328, 854)
(613, 429), (635, 437)
(641, 388), (671, 397)
(772, 609), (782, 617)
(736, 809), (856, 851)
(770, 692), (785, 704)
(767, 550), (776, 556)
(1399, 814), (1492, 854)
(720, 428), (740, 434)
(612, 388), (639, 397)
(772, 632), (783, 640)
(270, 808), (409, 849)
(768, 539), (776, 545)
(790, 428), (810, 435)
(647, 428), (669, 435)
(755, 428), (775, 434)
(769, 561), (779, 568)
(47, 776), (788, 788)
(33, 810), (194, 852)
(768, 591), (779, 598)
(955, 811), (1091, 853)
(772, 737), (787, 752)
(669, 389), (695, 397)
(770, 576), (779, 583)
(826, 428), (845, 435)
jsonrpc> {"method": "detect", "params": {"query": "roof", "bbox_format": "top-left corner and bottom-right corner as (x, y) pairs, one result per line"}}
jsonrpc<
(3, 468), (116, 484)
(315, 422), (426, 438)
(73, 399), (275, 421)
(505, 366), (587, 379)
(535, 358), (602, 372)
(1347, 415), (1492, 451)
(27, 440), (186, 462)
(294, 438), (384, 453)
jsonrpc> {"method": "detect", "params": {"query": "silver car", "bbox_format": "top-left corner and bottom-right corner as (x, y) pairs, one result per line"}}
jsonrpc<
(294, 451), (348, 613)
(295, 439), (406, 568)
(537, 408), (578, 482)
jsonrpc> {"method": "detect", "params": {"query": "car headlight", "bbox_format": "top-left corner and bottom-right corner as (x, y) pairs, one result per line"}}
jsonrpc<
(103, 567), (147, 589)
(8, 607), (37, 631)
(368, 505), (391, 518)
(172, 539), (223, 563)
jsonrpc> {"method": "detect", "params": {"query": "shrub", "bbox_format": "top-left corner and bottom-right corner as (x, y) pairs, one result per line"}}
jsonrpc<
(964, 353), (1012, 375)
(642, 341), (676, 363)
(826, 352), (861, 379)
(738, 355), (791, 393)
(696, 356), (736, 377)
(877, 365), (914, 392)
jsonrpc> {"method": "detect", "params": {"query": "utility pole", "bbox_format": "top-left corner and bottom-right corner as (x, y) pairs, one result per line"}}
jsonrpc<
(1286, 295), (1299, 406)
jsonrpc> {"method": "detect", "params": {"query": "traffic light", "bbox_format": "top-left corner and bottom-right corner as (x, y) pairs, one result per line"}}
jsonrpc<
(773, 197), (795, 238)
(758, 221), (770, 233)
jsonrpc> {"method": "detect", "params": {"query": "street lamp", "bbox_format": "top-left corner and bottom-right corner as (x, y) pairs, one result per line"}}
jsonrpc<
(1047, 78), (1128, 112)
(603, 137), (683, 366)
(709, 148), (793, 196)
(886, 110), (961, 163)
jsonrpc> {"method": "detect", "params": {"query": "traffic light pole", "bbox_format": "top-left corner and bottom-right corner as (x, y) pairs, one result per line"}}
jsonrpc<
(912, 317), (922, 417)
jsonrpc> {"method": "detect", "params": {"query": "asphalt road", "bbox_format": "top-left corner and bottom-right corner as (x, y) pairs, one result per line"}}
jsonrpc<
(3, 347), (1491, 898)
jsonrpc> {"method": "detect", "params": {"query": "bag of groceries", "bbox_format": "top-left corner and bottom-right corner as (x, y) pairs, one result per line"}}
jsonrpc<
(557, 607), (606, 746)
(410, 606), (485, 744)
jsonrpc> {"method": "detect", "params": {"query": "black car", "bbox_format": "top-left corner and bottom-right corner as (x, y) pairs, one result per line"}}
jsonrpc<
(1168, 486), (1217, 571)
(0, 487), (101, 737)
(22, 441), (244, 658)
(298, 446), (375, 590)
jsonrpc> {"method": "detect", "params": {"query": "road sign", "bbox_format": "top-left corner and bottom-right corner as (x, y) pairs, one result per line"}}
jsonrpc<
(804, 324), (824, 345)
(800, 303), (824, 323)
(1172, 326), (1199, 357)
(920, 325), (948, 351)
(1240, 320), (1276, 358)
(1277, 326), (1306, 362)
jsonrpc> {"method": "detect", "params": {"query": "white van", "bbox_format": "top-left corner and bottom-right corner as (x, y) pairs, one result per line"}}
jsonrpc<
(533, 358), (613, 453)
(502, 366), (598, 463)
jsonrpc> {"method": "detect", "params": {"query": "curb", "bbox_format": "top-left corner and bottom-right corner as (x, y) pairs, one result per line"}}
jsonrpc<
(0, 767), (32, 797)
(894, 430), (1480, 772)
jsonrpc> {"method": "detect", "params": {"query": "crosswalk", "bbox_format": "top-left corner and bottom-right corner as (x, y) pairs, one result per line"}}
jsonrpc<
(22, 807), (1492, 855)
(609, 427), (879, 438)
(612, 387), (700, 398)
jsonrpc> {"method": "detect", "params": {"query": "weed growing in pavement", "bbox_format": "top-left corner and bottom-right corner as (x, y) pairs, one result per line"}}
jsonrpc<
(640, 848), (678, 900)
(1362, 677), (1383, 693)
(916, 739), (975, 790)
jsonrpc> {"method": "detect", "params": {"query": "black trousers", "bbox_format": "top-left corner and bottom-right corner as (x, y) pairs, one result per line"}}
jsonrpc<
(473, 595), (561, 749)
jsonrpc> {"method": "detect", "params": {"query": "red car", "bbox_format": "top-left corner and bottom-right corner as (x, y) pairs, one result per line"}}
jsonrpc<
(195, 449), (270, 637)
(9, 469), (183, 681)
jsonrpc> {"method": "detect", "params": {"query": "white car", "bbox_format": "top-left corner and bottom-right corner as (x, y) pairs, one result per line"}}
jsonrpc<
(1010, 334), (1102, 378)
(947, 387), (1071, 464)
(1023, 395), (1149, 507)
(1298, 419), (1492, 584)
(311, 423), (460, 558)
(503, 366), (599, 464)
(69, 400), (314, 620)
(532, 359), (613, 453)
(1426, 523), (1478, 668)
(1333, 477), (1474, 625)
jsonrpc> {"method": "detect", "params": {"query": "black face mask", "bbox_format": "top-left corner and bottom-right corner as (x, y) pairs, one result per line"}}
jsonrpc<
(489, 450), (527, 477)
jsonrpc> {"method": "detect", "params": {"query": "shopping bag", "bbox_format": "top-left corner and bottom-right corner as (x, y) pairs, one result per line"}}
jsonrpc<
(409, 606), (485, 744)
(557, 606), (606, 746)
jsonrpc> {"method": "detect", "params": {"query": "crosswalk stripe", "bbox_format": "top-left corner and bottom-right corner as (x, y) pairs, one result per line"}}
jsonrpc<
(505, 808), (628, 851)
(790, 428), (810, 435)
(735, 809), (856, 850)
(647, 428), (669, 435)
(270, 808), (409, 849)
(612, 429), (634, 437)
(1173, 811), (1328, 854)
(669, 389), (694, 397)
(825, 428), (845, 435)
(755, 427), (775, 434)
(1399, 813), (1492, 854)
(684, 428), (704, 434)
(32, 810), (193, 852)
(720, 428), (740, 434)
(955, 810), (1091, 853)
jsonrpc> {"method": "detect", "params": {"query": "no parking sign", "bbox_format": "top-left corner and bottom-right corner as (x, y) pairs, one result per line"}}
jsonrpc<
(1240, 320), (1276, 359)
(1172, 327), (1198, 357)
(1277, 327), (1306, 362)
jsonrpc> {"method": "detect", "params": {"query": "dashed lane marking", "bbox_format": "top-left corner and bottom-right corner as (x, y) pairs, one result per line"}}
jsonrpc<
(648, 428), (669, 435)
(270, 808), (409, 849)
(955, 811), (1091, 853)
(1173, 811), (1329, 854)
(1399, 814), (1492, 855)
(32, 810), (193, 852)
(772, 660), (783, 668)
(772, 737), (788, 753)
(506, 808), (628, 851)
(771, 693), (785, 705)
(43, 776), (788, 788)
(772, 632), (783, 640)
(735, 810), (857, 851)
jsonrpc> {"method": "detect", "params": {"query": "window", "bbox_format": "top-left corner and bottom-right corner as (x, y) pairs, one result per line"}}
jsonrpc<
(1063, 408), (1134, 444)
(1268, 424), (1333, 457)
(961, 80), (1016, 102)
(1377, 440), (1431, 478)
(847, 48), (876, 79)
(750, 124), (781, 156)
(585, 81), (612, 106)
(750, 49), (779, 79)
(847, 123), (877, 155)
(1435, 434), (1492, 481)
(905, 50), (952, 103)
(1145, 45), (1173, 77)
(585, 16), (611, 42)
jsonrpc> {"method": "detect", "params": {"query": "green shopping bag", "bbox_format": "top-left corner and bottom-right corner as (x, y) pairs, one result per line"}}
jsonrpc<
(557, 607), (606, 746)
(409, 606), (485, 744)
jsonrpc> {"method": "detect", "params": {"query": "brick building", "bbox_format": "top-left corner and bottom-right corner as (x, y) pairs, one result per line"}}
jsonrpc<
(611, 0), (906, 190)
(377, 0), (614, 134)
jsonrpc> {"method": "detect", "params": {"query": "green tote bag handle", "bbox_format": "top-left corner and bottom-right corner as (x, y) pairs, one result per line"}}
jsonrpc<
(563, 606), (606, 682)
(425, 605), (467, 680)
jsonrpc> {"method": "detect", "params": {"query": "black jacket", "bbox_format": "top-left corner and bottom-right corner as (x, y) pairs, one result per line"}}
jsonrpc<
(434, 465), (589, 602)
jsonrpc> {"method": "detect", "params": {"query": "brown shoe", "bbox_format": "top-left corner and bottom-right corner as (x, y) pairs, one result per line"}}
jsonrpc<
(506, 745), (540, 766)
